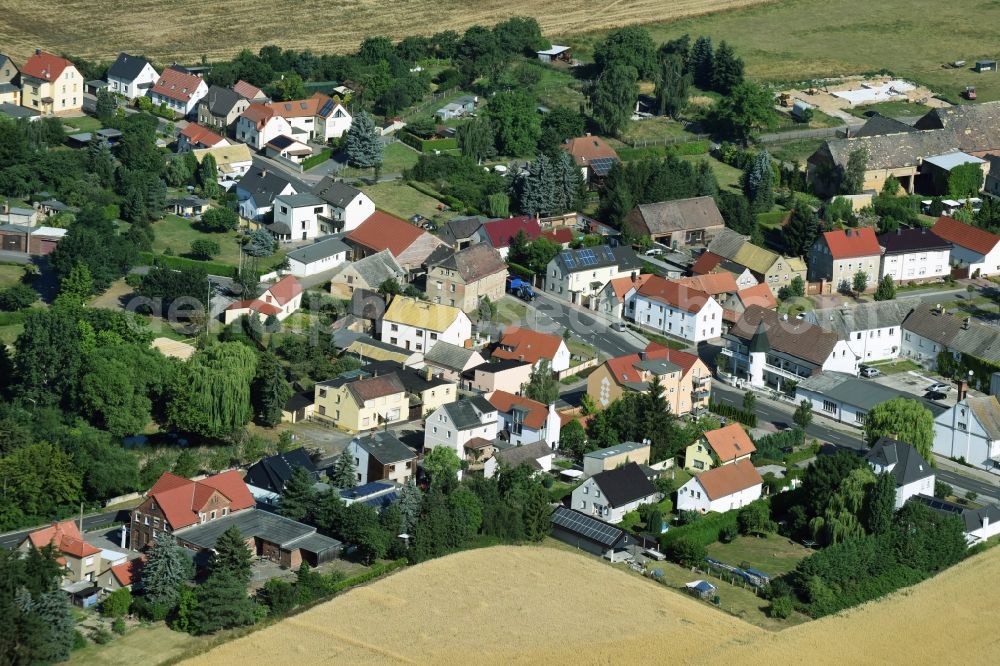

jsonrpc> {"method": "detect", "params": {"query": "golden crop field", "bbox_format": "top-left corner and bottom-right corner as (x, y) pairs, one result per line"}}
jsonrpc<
(184, 544), (1000, 665)
(0, 0), (773, 63)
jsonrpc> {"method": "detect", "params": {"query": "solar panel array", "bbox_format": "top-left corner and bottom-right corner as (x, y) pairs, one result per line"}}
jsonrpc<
(551, 507), (623, 546)
(319, 99), (335, 117)
(589, 157), (617, 176)
(601, 246), (615, 262)
(560, 250), (576, 269)
(578, 248), (598, 266)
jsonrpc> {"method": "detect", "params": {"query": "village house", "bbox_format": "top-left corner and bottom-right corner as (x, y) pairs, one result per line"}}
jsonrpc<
(690, 251), (759, 291)
(193, 143), (254, 187)
(425, 244), (507, 312)
(346, 211), (446, 273)
(723, 306), (859, 391)
(477, 216), (542, 259)
(0, 54), (21, 106)
(19, 50), (82, 115)
(878, 227), (952, 284)
(931, 216), (1000, 277)
(684, 423), (756, 473)
(587, 342), (711, 416)
(544, 245), (642, 307)
(804, 299), (916, 363)
(244, 448), (318, 500)
(17, 520), (103, 585)
(470, 358), (534, 395)
(561, 134), (620, 183)
(197, 85), (250, 130)
(423, 341), (486, 384)
(795, 371), (944, 427)
(284, 235), (351, 278)
(911, 495), (1000, 546)
(269, 193), (329, 241)
(550, 506), (635, 562)
(676, 459), (763, 514)
(97, 558), (143, 593)
(329, 249), (405, 299)
(582, 441), (651, 478)
(438, 216), (486, 250)
(900, 303), (1000, 370)
(934, 394), (1000, 473)
(347, 431), (417, 485)
(148, 65), (208, 116)
(235, 163), (302, 221)
(629, 275), (724, 343)
(224, 275), (303, 324)
(176, 123), (230, 152)
(727, 283), (778, 321)
(361, 360), (457, 418)
(270, 93), (351, 141)
(866, 438), (935, 509)
(236, 103), (293, 150)
(233, 79), (268, 103)
(492, 327), (571, 373)
(106, 52), (158, 101)
(487, 390), (561, 448)
(380, 296), (472, 354)
(703, 230), (806, 297)
(308, 177), (376, 233)
(571, 462), (659, 524)
(264, 135), (313, 165)
(624, 196), (725, 250)
(808, 227), (883, 292)
(313, 373), (407, 432)
(423, 396), (499, 458)
(484, 440), (554, 479)
(596, 274), (652, 320)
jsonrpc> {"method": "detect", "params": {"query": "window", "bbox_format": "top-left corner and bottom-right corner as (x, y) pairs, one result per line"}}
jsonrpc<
(450, 284), (456, 293)
(353, 457), (360, 465)
(390, 324), (398, 331)
(855, 411), (866, 423)
(144, 516), (150, 525)
(319, 388), (327, 398)
(210, 510), (216, 520)
(583, 486), (588, 494)
(957, 422), (967, 431)
(430, 332), (438, 340)
(222, 508), (228, 516)
(433, 426), (438, 434)
(318, 405), (326, 415)
(822, 400), (836, 413)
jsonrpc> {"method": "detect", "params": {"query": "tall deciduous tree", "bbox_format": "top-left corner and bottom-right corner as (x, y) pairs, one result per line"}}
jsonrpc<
(422, 446), (461, 490)
(166, 342), (258, 438)
(485, 91), (541, 157)
(524, 359), (559, 404)
(345, 112), (383, 169)
(55, 263), (94, 307)
(538, 106), (585, 153)
(456, 116), (495, 164)
(593, 26), (657, 79)
(590, 63), (639, 137)
(742, 150), (775, 213)
(713, 81), (777, 144)
(840, 149), (867, 195)
(864, 398), (935, 463)
(654, 53), (689, 119)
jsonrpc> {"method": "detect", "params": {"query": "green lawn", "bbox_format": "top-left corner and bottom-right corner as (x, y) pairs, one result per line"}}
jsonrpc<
(620, 117), (694, 145)
(566, 339), (598, 361)
(0, 323), (24, 345)
(341, 142), (420, 177)
(359, 180), (450, 222)
(757, 210), (789, 229)
(150, 214), (243, 265)
(680, 155), (743, 192)
(847, 101), (935, 118)
(62, 116), (102, 133)
(495, 298), (527, 326)
(868, 359), (923, 375)
(768, 138), (828, 164)
(529, 64), (587, 110)
(633, 327), (690, 351)
(69, 623), (211, 666)
(0, 263), (24, 289)
(705, 534), (813, 578)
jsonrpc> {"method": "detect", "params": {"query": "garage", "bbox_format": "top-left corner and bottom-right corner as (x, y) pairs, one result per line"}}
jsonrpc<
(0, 226), (28, 252)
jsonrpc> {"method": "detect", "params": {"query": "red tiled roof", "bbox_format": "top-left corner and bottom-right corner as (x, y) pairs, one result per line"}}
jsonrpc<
(179, 123), (225, 147)
(676, 272), (738, 296)
(21, 51), (72, 81)
(636, 276), (712, 313)
(233, 80), (264, 100)
(240, 103), (277, 129)
(493, 327), (565, 365)
(931, 216), (1000, 255)
(691, 251), (725, 275)
(694, 459), (763, 500)
(736, 283), (777, 310)
(482, 216), (541, 249)
(264, 275), (303, 306)
(487, 390), (550, 429)
(151, 67), (204, 103)
(225, 299), (282, 317)
(347, 211), (424, 256)
(604, 342), (701, 387)
(542, 228), (574, 244)
(271, 93), (332, 118)
(606, 274), (652, 300)
(821, 227), (881, 259)
(146, 471), (255, 530)
(561, 135), (619, 167)
(110, 557), (145, 587)
(25, 520), (100, 558)
(702, 424), (756, 463)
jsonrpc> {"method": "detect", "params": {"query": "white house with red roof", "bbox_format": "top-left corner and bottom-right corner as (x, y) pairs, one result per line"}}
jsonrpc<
(176, 123), (230, 152)
(808, 227), (883, 292)
(630, 276), (723, 343)
(18, 519), (104, 584)
(486, 390), (562, 448)
(597, 274), (652, 320)
(677, 459), (763, 513)
(492, 326), (570, 372)
(236, 103), (294, 150)
(149, 66), (208, 116)
(224, 275), (303, 324)
(932, 215), (1000, 276)
(19, 49), (82, 114)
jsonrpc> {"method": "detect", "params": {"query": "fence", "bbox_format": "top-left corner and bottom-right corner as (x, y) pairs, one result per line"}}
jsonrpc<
(556, 357), (600, 380)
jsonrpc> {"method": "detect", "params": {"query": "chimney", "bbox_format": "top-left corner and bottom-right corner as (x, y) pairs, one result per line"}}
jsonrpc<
(35, 48), (41, 55)
(984, 515), (990, 530)
(425, 365), (433, 382)
(958, 380), (968, 401)
(897, 228), (902, 235)
(963, 317), (971, 330)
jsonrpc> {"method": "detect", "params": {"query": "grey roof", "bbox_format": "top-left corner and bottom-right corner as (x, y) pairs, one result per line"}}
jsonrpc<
(852, 114), (918, 138)
(551, 506), (629, 549)
(914, 101), (1000, 153)
(354, 431), (416, 465)
(902, 304), (1000, 364)
(911, 494), (1000, 534)
(706, 228), (749, 260)
(923, 151), (985, 171)
(0, 82), (19, 94)
(729, 306), (840, 366)
(244, 448), (317, 494)
(201, 85), (244, 116)
(590, 462), (658, 508)
(442, 396), (496, 430)
(612, 246), (643, 272)
(428, 243), (507, 282)
(878, 227), (952, 254)
(0, 103), (39, 119)
(312, 177), (363, 208)
(175, 508), (341, 553)
(346, 250), (405, 287)
(866, 437), (933, 487)
(805, 299), (920, 339)
(818, 130), (960, 170)
(630, 196), (725, 236)
(797, 371), (946, 416)
(107, 52), (153, 82)
(493, 440), (552, 471)
(350, 288), (385, 319)
(584, 441), (648, 460)
(237, 163), (301, 204)
(440, 216), (486, 243)
(276, 192), (325, 208)
(966, 395), (1000, 441)
(424, 340), (480, 371)
(286, 235), (351, 265)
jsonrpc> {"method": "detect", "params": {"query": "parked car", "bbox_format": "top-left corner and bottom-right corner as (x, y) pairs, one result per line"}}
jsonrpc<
(927, 382), (951, 393)
(644, 248), (664, 257)
(925, 391), (948, 401)
(859, 366), (881, 378)
(611, 322), (627, 332)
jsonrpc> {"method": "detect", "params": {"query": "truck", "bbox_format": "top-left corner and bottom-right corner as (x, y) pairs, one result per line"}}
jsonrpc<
(505, 275), (536, 301)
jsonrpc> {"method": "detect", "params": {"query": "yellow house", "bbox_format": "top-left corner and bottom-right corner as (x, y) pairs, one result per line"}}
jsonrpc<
(0, 54), (21, 106)
(587, 343), (711, 416)
(684, 423), (757, 472)
(20, 50), (82, 115)
(313, 373), (407, 433)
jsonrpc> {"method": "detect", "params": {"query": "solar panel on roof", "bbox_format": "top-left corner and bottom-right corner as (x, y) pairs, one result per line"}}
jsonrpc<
(589, 157), (616, 176)
(579, 248), (597, 266)
(319, 99), (334, 116)
(561, 250), (576, 269)
(552, 508), (622, 546)
(601, 246), (615, 261)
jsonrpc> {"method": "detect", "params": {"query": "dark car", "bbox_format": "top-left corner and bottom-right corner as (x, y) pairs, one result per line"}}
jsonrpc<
(925, 390), (947, 401)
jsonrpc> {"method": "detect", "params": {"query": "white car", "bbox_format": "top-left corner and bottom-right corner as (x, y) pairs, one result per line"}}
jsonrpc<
(644, 248), (664, 257)
(927, 382), (951, 393)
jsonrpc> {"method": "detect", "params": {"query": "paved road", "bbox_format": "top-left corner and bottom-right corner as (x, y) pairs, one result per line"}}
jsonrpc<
(526, 291), (646, 358)
(712, 382), (1000, 504)
(0, 510), (126, 550)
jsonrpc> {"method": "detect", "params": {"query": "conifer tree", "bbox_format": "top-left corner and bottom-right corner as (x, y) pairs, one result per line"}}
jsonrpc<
(689, 36), (714, 89)
(345, 112), (384, 169)
(743, 150), (775, 213)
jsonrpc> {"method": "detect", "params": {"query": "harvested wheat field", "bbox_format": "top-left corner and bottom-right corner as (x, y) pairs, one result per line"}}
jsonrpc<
(185, 545), (1000, 665)
(0, 0), (774, 62)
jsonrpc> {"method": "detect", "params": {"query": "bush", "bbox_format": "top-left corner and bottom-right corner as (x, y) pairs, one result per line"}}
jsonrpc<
(664, 536), (707, 567)
(138, 252), (236, 278)
(199, 207), (239, 232)
(0, 283), (38, 311)
(72, 630), (87, 651)
(101, 588), (132, 618)
(708, 402), (758, 427)
(769, 595), (794, 619)
(91, 627), (113, 645)
(719, 524), (738, 543)
(662, 510), (740, 550)
(111, 618), (127, 635)
(189, 239), (221, 259)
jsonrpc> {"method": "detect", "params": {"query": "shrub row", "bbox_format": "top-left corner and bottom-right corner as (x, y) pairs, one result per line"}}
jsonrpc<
(660, 510), (740, 550)
(400, 132), (458, 153)
(506, 262), (534, 281)
(301, 149), (332, 171)
(405, 179), (465, 211)
(139, 252), (237, 278)
(708, 401), (758, 428)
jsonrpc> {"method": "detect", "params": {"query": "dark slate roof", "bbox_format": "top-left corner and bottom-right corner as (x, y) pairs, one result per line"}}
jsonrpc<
(441, 216), (486, 242)
(911, 494), (1000, 534)
(493, 440), (552, 471)
(729, 306), (840, 366)
(312, 177), (362, 208)
(476, 358), (530, 373)
(866, 437), (933, 487)
(238, 163), (301, 203)
(590, 462), (658, 508)
(347, 250), (405, 288)
(914, 101), (1000, 153)
(819, 130), (959, 170)
(176, 508), (341, 553)
(350, 288), (385, 319)
(442, 396), (496, 430)
(550, 506), (629, 549)
(244, 448), (317, 494)
(286, 235), (351, 265)
(852, 114), (918, 138)
(878, 227), (951, 254)
(267, 134), (298, 150)
(797, 372), (947, 417)
(107, 53), (153, 81)
(202, 85), (243, 116)
(706, 228), (749, 259)
(363, 360), (452, 394)
(284, 391), (313, 412)
(804, 299), (920, 340)
(902, 303), (1000, 363)
(354, 431), (416, 465)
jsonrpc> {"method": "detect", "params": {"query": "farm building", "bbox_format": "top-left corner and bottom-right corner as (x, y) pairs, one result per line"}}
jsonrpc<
(550, 506), (634, 561)
(537, 45), (572, 63)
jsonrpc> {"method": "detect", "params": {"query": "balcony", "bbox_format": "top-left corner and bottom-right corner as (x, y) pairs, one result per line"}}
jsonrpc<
(693, 389), (710, 400)
(763, 363), (808, 382)
(693, 375), (710, 388)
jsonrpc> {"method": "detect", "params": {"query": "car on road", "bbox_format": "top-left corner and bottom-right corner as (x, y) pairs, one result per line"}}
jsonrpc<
(925, 390), (948, 401)
(859, 366), (881, 378)
(611, 322), (627, 332)
(927, 382), (951, 393)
